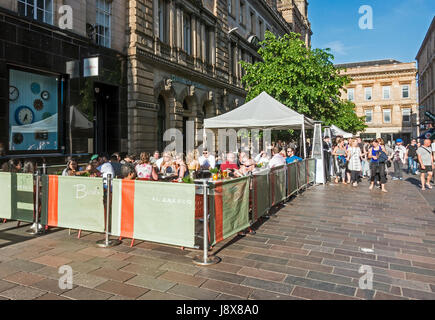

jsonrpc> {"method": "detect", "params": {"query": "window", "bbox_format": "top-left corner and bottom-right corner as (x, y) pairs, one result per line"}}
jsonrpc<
(9, 69), (59, 151)
(365, 109), (372, 123)
(382, 86), (390, 99)
(239, 1), (246, 25)
(402, 108), (411, 123)
(228, 0), (235, 16)
(205, 27), (214, 65)
(365, 87), (372, 101)
(96, 0), (112, 48)
(183, 13), (192, 55)
(259, 19), (264, 40)
(383, 109), (391, 123)
(402, 85), (410, 98)
(250, 11), (256, 34)
(158, 0), (168, 43)
(347, 88), (354, 101)
(18, 0), (53, 25)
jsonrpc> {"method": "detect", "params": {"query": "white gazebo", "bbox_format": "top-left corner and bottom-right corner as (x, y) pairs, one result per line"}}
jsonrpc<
(330, 125), (353, 138)
(203, 92), (315, 158)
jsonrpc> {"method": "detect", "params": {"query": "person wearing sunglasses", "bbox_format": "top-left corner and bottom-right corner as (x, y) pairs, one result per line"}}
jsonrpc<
(198, 148), (216, 170)
(286, 148), (302, 164)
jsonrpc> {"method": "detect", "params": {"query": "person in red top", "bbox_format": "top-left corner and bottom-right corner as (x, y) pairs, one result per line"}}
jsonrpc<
(220, 152), (239, 171)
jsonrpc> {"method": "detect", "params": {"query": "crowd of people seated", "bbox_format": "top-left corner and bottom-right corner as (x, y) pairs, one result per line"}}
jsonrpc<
(0, 140), (306, 182)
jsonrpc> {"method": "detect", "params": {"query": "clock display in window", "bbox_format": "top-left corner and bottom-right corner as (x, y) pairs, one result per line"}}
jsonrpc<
(13, 133), (24, 145)
(9, 86), (19, 101)
(41, 91), (50, 100)
(15, 106), (35, 125)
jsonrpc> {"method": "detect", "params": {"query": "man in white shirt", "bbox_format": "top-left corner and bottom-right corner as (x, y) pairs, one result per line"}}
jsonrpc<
(392, 139), (407, 180)
(96, 154), (115, 187)
(268, 147), (286, 168)
(198, 149), (216, 169)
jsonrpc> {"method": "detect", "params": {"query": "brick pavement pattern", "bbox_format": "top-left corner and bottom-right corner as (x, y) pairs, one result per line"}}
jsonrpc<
(0, 175), (434, 300)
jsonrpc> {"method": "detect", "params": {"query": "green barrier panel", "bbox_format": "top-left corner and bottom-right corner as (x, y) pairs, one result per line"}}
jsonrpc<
(209, 177), (250, 246)
(41, 175), (105, 232)
(252, 172), (270, 220)
(287, 163), (298, 196)
(111, 179), (196, 248)
(297, 161), (307, 189)
(0, 172), (35, 223)
(270, 166), (287, 206)
(308, 159), (316, 183)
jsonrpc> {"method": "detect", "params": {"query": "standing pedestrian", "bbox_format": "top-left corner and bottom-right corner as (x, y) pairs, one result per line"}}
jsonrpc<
(392, 139), (407, 180)
(332, 138), (347, 184)
(347, 138), (362, 187)
(368, 139), (388, 192)
(417, 139), (434, 190)
(323, 136), (332, 182)
(406, 139), (418, 175)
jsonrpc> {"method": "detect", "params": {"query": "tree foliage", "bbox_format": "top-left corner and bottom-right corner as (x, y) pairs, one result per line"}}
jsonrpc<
(241, 31), (366, 134)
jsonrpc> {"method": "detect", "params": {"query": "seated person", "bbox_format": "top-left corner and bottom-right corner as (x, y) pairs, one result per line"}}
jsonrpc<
(199, 149), (216, 170)
(220, 152), (239, 171)
(121, 163), (137, 180)
(187, 150), (200, 172)
(135, 152), (158, 180)
(160, 152), (175, 174)
(174, 153), (189, 180)
(234, 157), (256, 177)
(254, 151), (270, 167)
(286, 148), (303, 164)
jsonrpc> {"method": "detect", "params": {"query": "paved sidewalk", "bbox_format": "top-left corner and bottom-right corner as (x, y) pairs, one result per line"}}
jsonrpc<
(0, 175), (434, 300)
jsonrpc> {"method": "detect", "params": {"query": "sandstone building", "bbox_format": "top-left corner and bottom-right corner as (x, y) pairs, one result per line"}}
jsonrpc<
(337, 60), (418, 145)
(416, 16), (435, 131)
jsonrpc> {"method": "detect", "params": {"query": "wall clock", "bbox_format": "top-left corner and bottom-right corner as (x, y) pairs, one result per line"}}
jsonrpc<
(31, 82), (41, 94)
(34, 99), (44, 111)
(15, 106), (35, 125)
(41, 91), (50, 100)
(9, 86), (19, 101)
(13, 133), (24, 145)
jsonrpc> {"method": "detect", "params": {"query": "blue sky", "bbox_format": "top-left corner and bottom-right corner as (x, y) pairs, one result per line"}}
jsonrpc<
(309, 0), (434, 64)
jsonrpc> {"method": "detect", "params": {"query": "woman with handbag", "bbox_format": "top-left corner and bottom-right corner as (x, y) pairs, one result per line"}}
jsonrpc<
(332, 138), (347, 184)
(368, 139), (388, 192)
(347, 139), (362, 187)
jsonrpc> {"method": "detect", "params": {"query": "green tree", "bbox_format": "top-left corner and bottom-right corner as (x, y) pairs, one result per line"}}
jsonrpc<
(241, 31), (366, 134)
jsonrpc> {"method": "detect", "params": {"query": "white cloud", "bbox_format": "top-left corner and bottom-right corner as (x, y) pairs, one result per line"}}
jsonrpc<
(324, 40), (348, 55)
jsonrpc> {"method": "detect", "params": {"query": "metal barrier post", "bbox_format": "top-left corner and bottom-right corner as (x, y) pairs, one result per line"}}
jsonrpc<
(42, 163), (47, 175)
(193, 180), (220, 266)
(26, 172), (43, 235)
(97, 174), (121, 248)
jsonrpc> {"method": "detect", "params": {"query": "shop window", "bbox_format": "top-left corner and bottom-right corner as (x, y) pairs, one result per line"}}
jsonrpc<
(8, 69), (60, 151)
(18, 0), (53, 25)
(96, 0), (112, 48)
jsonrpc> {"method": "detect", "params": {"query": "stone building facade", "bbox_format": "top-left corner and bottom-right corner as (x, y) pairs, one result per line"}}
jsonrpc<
(0, 0), (311, 160)
(127, 0), (311, 154)
(337, 60), (419, 145)
(0, 0), (128, 161)
(416, 16), (435, 130)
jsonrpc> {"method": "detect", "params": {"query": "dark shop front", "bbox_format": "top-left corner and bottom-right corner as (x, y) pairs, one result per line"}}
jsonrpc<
(0, 7), (127, 167)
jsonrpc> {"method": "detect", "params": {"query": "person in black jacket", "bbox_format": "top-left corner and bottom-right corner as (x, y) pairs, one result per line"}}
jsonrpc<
(323, 136), (332, 182)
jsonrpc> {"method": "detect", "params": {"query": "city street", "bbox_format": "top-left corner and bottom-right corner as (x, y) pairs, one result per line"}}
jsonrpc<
(0, 175), (434, 300)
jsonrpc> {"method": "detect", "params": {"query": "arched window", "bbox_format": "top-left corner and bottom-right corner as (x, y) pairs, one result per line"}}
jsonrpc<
(157, 96), (166, 152)
(183, 100), (189, 110)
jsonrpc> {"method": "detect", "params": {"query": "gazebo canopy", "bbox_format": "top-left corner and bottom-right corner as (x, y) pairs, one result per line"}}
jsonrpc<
(204, 92), (315, 130)
(330, 125), (353, 138)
